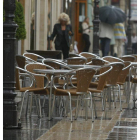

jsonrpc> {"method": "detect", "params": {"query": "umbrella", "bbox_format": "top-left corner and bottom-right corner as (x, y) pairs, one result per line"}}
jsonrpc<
(99, 6), (126, 25)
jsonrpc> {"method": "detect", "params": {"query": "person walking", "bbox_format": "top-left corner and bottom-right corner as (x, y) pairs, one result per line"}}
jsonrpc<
(114, 23), (126, 57)
(82, 17), (91, 52)
(50, 13), (73, 59)
(99, 22), (114, 57)
(131, 32), (137, 54)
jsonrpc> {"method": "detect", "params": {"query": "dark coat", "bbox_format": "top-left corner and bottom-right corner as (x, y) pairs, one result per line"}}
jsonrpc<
(50, 23), (73, 47)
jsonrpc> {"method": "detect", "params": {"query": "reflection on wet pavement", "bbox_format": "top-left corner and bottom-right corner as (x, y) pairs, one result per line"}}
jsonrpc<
(3, 93), (137, 140)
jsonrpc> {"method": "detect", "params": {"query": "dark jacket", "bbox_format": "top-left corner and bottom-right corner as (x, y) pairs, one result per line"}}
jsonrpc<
(50, 23), (74, 47)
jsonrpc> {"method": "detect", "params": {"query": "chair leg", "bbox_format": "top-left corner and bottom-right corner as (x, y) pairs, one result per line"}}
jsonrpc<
(104, 92), (107, 119)
(89, 92), (94, 122)
(85, 94), (88, 121)
(25, 93), (29, 116)
(117, 84), (122, 111)
(18, 90), (28, 121)
(51, 95), (56, 117)
(75, 96), (80, 120)
(101, 91), (104, 111)
(29, 93), (33, 118)
(92, 94), (97, 118)
(109, 87), (111, 110)
(67, 92), (72, 122)
(132, 83), (137, 109)
(34, 95), (40, 118)
(42, 95), (46, 108)
(38, 95), (42, 118)
(113, 86), (116, 108)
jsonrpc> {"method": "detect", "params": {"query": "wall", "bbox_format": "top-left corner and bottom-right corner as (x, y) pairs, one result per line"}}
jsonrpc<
(22, 0), (62, 53)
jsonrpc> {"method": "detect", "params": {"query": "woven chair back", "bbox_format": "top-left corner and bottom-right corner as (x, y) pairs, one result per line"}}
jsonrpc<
(67, 57), (87, 65)
(76, 69), (96, 92)
(121, 56), (135, 62)
(97, 66), (112, 90)
(26, 64), (46, 88)
(43, 61), (61, 69)
(103, 56), (123, 63)
(92, 58), (105, 65)
(117, 62), (131, 83)
(107, 63), (124, 85)
(24, 53), (38, 61)
(80, 53), (97, 63)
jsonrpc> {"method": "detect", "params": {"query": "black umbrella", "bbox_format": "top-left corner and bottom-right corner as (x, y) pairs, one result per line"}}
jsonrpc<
(99, 6), (126, 25)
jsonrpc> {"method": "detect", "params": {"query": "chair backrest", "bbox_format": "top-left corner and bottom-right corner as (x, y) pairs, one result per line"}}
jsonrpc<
(91, 58), (106, 65)
(16, 55), (26, 69)
(97, 66), (112, 90)
(69, 53), (80, 58)
(43, 60), (61, 69)
(23, 52), (44, 62)
(117, 61), (131, 83)
(103, 56), (124, 63)
(76, 68), (96, 92)
(66, 57), (87, 65)
(106, 63), (124, 85)
(25, 63), (49, 88)
(79, 52), (99, 63)
(120, 55), (136, 62)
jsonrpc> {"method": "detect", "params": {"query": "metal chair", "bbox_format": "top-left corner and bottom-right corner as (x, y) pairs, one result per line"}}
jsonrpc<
(16, 55), (37, 87)
(120, 55), (136, 62)
(15, 66), (50, 124)
(117, 61), (132, 106)
(52, 68), (97, 122)
(66, 57), (87, 65)
(88, 65), (113, 118)
(103, 56), (124, 63)
(23, 52), (45, 62)
(90, 63), (125, 112)
(79, 52), (99, 63)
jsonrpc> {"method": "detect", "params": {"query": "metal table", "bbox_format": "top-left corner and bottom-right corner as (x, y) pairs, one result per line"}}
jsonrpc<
(66, 65), (101, 69)
(33, 69), (75, 120)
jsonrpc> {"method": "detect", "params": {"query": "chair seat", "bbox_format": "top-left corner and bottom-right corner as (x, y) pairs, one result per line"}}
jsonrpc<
(20, 87), (49, 94)
(88, 88), (102, 93)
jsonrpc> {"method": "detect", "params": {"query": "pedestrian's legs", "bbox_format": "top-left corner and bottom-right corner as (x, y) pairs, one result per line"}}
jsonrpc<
(117, 40), (123, 57)
(114, 39), (119, 57)
(132, 43), (137, 54)
(104, 38), (111, 56)
(55, 45), (62, 59)
(62, 45), (69, 59)
(83, 34), (91, 52)
(100, 38), (105, 57)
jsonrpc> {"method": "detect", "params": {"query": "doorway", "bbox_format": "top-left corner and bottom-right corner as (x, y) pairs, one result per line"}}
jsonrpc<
(75, 0), (87, 52)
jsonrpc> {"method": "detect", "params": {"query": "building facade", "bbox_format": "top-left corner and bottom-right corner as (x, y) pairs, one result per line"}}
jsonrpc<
(18, 0), (137, 55)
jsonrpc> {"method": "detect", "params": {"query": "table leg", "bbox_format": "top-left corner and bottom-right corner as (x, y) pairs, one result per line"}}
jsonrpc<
(48, 75), (54, 121)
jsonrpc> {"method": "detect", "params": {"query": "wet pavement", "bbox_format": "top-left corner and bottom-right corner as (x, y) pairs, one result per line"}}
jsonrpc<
(3, 92), (137, 140)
